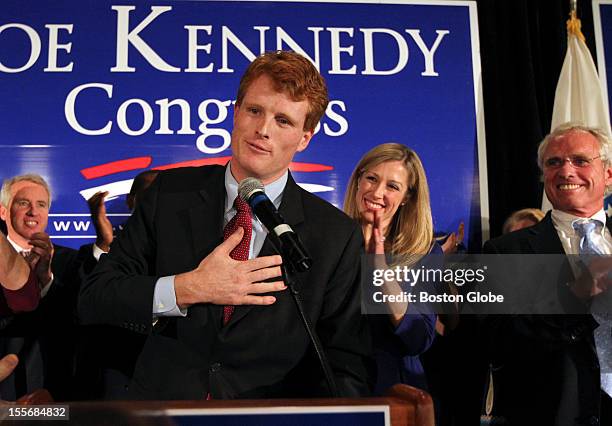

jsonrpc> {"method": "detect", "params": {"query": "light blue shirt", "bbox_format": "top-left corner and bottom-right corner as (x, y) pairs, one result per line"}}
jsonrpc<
(152, 164), (288, 317)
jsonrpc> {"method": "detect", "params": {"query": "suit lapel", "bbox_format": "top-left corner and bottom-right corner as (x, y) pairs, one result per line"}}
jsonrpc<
(183, 167), (227, 329)
(527, 211), (612, 282)
(227, 172), (305, 327)
(524, 212), (565, 254)
(187, 167), (226, 262)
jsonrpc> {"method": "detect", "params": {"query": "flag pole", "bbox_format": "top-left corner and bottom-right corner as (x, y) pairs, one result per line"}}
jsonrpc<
(567, 0), (585, 42)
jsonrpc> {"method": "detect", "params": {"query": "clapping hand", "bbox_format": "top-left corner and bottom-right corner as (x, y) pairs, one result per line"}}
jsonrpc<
(441, 222), (464, 254)
(0, 354), (18, 382)
(87, 191), (113, 252)
(366, 210), (386, 255)
(27, 232), (53, 287)
(570, 256), (612, 300)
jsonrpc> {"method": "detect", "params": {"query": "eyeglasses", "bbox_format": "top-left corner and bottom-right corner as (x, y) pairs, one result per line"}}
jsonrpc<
(543, 155), (602, 169)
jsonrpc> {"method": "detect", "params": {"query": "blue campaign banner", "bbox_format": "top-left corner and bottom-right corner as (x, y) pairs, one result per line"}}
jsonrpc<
(0, 0), (487, 250)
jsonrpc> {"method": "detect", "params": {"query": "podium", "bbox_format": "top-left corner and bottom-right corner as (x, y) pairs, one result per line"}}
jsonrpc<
(18, 384), (433, 426)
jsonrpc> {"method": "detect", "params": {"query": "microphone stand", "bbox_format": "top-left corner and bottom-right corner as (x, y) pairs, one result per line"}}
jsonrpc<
(279, 253), (340, 398)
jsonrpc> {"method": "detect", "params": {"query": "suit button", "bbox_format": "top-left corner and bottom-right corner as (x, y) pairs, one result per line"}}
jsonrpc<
(209, 362), (221, 373)
(587, 416), (599, 425)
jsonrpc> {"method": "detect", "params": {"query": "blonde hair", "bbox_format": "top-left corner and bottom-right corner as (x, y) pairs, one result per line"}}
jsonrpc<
(502, 208), (545, 234)
(344, 143), (434, 257)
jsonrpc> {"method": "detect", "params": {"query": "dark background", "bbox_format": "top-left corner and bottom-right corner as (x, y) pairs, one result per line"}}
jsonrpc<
(477, 0), (600, 238)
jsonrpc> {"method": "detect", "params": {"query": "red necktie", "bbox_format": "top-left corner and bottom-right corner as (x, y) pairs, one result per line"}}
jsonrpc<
(221, 196), (252, 325)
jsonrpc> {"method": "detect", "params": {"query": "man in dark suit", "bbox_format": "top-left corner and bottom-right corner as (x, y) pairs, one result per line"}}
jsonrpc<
(80, 51), (372, 400)
(483, 123), (612, 426)
(76, 170), (158, 400)
(0, 174), (83, 401)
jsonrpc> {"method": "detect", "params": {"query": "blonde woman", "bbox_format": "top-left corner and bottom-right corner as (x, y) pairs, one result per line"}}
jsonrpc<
(344, 143), (439, 394)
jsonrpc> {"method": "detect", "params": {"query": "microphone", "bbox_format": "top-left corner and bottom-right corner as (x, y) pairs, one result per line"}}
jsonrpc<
(238, 178), (312, 272)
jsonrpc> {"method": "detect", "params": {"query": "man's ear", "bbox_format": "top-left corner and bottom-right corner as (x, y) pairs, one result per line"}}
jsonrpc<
(606, 165), (612, 190)
(0, 204), (7, 222)
(296, 129), (314, 153)
(604, 167), (612, 198)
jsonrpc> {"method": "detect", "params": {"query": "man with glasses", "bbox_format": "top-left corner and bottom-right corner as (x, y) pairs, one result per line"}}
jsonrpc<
(483, 123), (611, 426)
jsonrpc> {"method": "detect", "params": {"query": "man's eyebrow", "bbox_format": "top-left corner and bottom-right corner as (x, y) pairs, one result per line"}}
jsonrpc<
(546, 152), (594, 158)
(276, 112), (294, 121)
(13, 197), (48, 204)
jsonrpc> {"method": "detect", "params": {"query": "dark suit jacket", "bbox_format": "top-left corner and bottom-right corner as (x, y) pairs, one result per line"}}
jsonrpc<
(75, 243), (146, 400)
(0, 244), (83, 401)
(80, 165), (373, 400)
(483, 212), (602, 426)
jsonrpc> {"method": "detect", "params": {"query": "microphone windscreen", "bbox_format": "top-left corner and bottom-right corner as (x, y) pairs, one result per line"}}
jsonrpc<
(238, 177), (264, 202)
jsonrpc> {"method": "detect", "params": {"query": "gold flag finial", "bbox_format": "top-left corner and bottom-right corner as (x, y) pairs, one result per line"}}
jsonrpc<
(567, 0), (585, 43)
